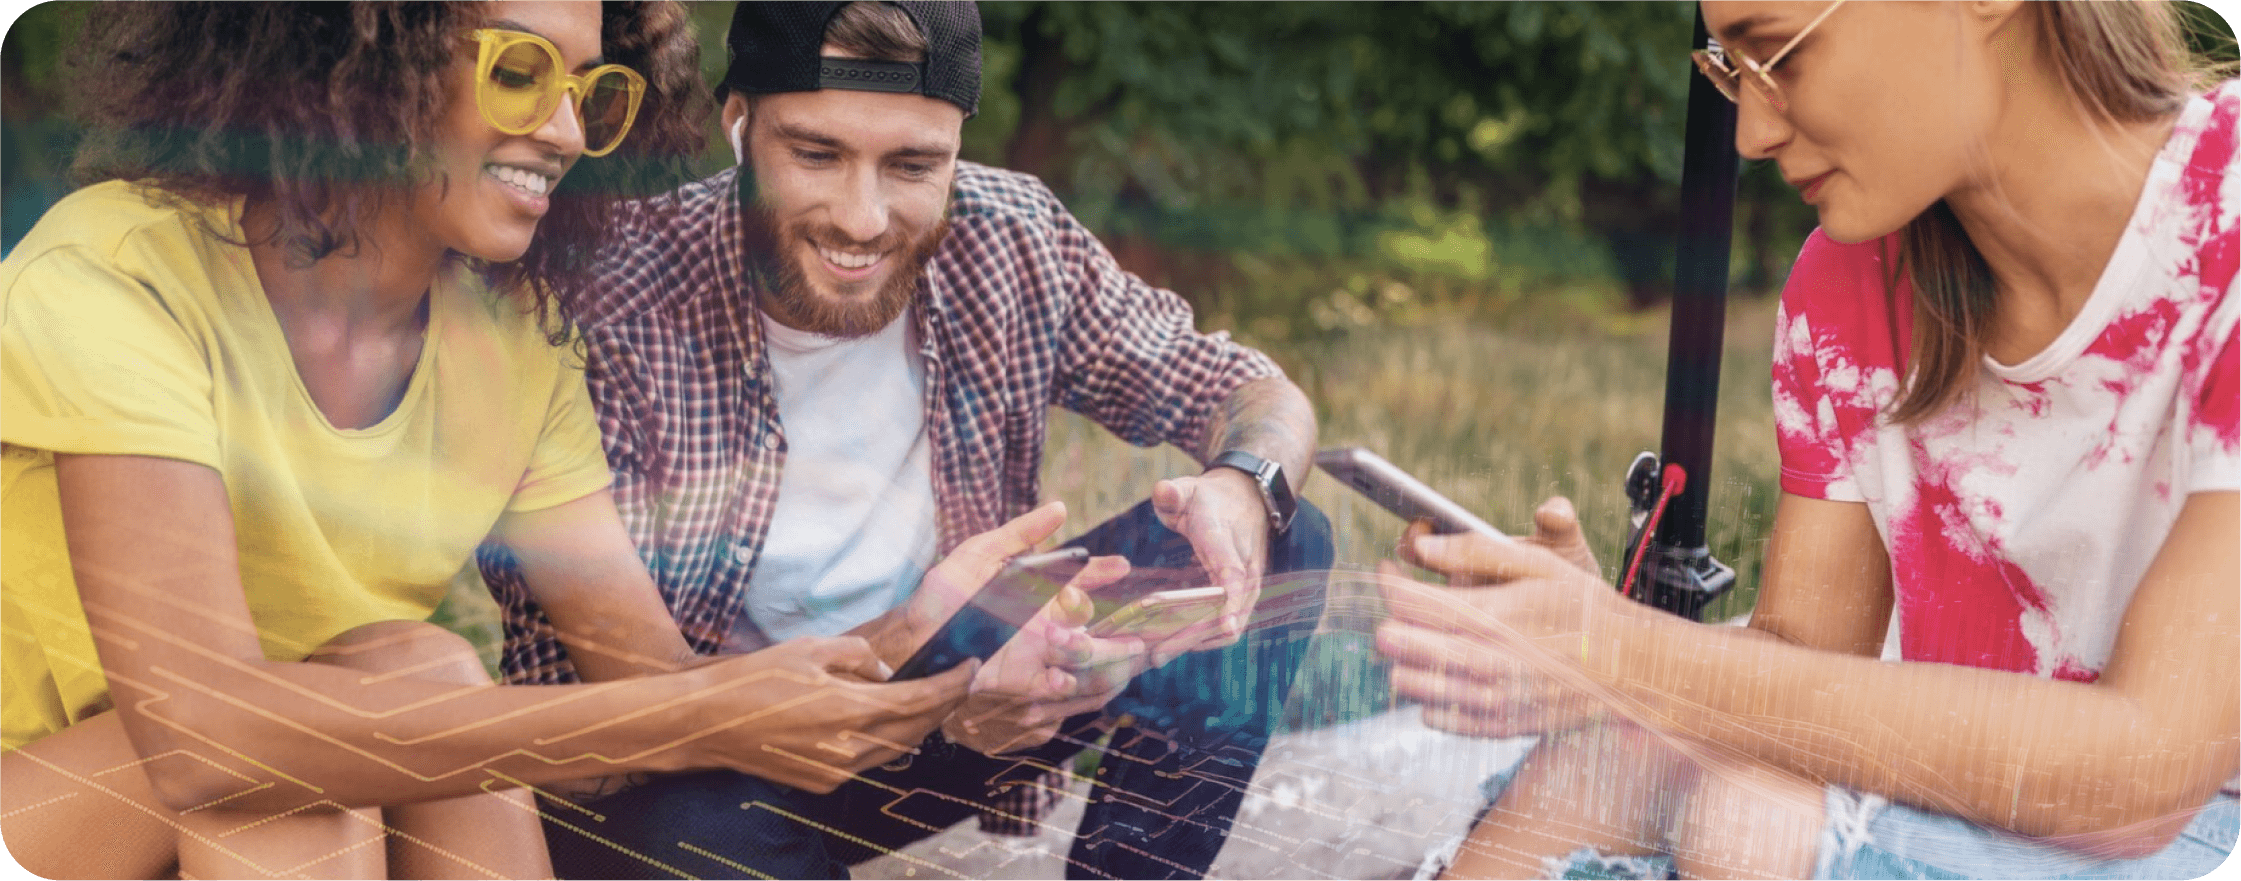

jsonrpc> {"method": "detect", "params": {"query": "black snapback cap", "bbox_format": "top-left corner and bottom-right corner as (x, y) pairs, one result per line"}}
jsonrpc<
(720, 2), (981, 117)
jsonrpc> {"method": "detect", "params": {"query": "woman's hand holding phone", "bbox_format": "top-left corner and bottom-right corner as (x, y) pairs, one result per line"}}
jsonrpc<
(1375, 496), (1629, 738)
(1398, 496), (1600, 585)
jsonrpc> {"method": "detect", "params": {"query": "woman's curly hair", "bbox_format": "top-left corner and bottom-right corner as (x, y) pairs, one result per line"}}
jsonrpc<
(67, 2), (710, 336)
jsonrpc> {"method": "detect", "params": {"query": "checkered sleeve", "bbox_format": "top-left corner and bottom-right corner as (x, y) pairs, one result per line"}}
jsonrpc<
(569, 192), (676, 327)
(475, 317), (662, 686)
(1036, 183), (1283, 454)
(478, 177), (735, 687)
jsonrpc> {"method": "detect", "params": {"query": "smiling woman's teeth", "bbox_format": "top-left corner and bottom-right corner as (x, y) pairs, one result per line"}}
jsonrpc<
(487, 165), (551, 197)
(820, 247), (880, 269)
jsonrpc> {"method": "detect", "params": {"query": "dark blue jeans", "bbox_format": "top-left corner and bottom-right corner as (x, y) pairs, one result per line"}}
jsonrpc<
(541, 499), (1332, 880)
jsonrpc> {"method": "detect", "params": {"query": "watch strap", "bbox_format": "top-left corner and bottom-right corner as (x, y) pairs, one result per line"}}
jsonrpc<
(1211, 449), (1297, 535)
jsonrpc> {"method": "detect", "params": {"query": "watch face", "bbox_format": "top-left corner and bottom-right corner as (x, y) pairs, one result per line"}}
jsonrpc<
(1213, 449), (1295, 533)
(1268, 482), (1297, 532)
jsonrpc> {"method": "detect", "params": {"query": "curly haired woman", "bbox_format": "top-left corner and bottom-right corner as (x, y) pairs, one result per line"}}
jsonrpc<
(0, 4), (1010, 877)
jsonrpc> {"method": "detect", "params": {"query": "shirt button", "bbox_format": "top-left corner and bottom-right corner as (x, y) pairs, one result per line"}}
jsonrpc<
(761, 433), (781, 450)
(732, 546), (754, 564)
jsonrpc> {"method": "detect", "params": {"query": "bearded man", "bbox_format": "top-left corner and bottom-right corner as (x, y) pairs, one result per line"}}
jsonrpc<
(478, 3), (1333, 878)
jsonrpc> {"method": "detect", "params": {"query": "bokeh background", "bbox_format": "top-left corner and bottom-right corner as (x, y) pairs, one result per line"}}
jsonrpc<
(6, 2), (2235, 725)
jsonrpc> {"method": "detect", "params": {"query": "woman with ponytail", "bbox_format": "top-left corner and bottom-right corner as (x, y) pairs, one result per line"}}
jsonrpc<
(1377, 2), (2238, 877)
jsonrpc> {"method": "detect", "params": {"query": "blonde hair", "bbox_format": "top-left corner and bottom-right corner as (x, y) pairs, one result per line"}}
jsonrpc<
(1890, 0), (2206, 423)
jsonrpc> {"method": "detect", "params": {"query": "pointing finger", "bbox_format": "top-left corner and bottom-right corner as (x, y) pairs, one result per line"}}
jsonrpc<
(946, 501), (1069, 585)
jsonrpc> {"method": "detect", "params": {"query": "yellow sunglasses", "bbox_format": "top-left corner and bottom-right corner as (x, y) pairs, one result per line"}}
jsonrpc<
(466, 28), (646, 157)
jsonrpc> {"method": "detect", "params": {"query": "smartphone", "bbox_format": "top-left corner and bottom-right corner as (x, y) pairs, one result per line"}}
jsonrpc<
(1314, 446), (1508, 539)
(1089, 585), (1227, 639)
(889, 547), (1090, 681)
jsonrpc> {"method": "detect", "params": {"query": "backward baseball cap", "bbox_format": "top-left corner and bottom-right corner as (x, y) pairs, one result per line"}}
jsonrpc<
(720, 1), (981, 117)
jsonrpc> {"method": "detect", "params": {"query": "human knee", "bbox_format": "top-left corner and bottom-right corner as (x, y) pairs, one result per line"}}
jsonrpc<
(1271, 498), (1334, 573)
(1255, 499), (1332, 641)
(308, 620), (493, 686)
(1604, 722), (1690, 779)
(1530, 721), (1678, 774)
(1668, 753), (1823, 879)
(2, 726), (182, 879)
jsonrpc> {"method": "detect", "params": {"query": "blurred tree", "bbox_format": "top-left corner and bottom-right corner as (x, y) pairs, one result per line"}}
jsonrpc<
(6, 1), (2230, 305)
(976, 2), (1724, 305)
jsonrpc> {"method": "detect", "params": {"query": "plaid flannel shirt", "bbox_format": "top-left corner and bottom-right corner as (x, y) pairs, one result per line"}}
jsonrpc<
(477, 163), (1281, 828)
(488, 159), (1281, 681)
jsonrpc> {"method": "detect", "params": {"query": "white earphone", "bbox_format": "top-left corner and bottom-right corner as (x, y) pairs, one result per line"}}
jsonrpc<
(729, 114), (747, 166)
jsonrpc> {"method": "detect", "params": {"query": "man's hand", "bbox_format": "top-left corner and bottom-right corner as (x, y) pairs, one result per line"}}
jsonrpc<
(686, 636), (976, 794)
(869, 502), (1071, 666)
(1375, 495), (1635, 738)
(854, 502), (1159, 755)
(1171, 375), (1316, 652)
(1152, 469), (1270, 650)
(942, 559), (1153, 754)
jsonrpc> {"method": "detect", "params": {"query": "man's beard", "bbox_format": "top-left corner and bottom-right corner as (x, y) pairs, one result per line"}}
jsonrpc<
(738, 182), (950, 339)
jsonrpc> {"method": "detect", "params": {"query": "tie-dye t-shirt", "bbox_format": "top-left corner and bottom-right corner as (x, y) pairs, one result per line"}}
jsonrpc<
(1772, 82), (2239, 683)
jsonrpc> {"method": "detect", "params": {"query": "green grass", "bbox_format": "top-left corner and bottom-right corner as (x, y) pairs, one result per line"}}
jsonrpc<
(1034, 297), (1783, 728)
(435, 297), (1785, 721)
(1042, 297), (1780, 605)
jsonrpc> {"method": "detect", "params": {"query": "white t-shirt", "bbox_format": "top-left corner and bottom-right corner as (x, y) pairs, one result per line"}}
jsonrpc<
(1772, 82), (2240, 682)
(729, 309), (939, 648)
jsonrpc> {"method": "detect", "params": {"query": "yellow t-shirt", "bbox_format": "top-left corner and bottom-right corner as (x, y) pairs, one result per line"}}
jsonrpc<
(0, 181), (612, 750)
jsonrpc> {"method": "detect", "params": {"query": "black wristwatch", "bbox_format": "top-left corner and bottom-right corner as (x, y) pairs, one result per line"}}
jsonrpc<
(1210, 449), (1297, 535)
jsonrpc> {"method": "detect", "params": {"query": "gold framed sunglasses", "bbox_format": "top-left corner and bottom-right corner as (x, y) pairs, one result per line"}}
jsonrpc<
(1690, 0), (1846, 113)
(465, 28), (646, 157)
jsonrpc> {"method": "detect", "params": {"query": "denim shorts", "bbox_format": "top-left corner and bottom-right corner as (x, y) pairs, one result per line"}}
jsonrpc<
(1416, 753), (2238, 880)
(1815, 787), (2239, 880)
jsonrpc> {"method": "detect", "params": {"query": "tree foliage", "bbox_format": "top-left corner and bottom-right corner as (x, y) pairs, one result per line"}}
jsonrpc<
(962, 2), (1761, 308)
(8, 2), (2232, 310)
(974, 3), (1696, 228)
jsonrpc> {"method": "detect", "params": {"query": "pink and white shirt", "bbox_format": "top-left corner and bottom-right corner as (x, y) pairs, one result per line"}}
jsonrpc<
(1772, 82), (2240, 682)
